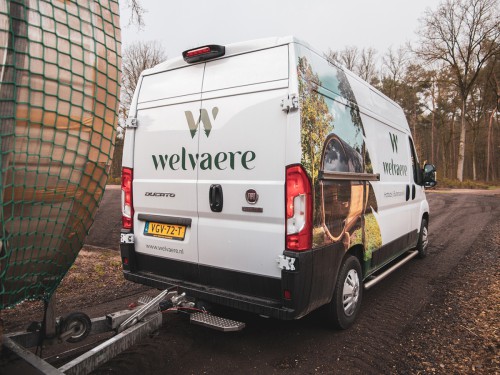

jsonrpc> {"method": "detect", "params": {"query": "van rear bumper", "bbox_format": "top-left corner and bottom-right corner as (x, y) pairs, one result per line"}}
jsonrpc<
(123, 270), (296, 319)
(121, 239), (345, 320)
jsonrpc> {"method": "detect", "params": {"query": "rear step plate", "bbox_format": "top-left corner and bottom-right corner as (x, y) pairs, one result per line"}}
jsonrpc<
(190, 312), (245, 332)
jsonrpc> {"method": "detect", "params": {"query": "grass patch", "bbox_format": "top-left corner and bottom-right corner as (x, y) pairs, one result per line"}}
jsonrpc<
(437, 178), (500, 190)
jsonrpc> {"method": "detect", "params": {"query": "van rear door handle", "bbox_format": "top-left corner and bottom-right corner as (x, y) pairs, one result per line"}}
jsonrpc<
(209, 184), (223, 212)
(406, 185), (410, 201)
(412, 184), (416, 200)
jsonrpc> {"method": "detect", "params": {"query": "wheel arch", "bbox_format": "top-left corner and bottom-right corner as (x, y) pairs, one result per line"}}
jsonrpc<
(345, 244), (365, 277)
(422, 211), (429, 226)
(325, 246), (364, 329)
(419, 198), (430, 228)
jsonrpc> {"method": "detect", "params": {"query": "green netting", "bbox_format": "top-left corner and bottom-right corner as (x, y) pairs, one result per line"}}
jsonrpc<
(0, 0), (121, 309)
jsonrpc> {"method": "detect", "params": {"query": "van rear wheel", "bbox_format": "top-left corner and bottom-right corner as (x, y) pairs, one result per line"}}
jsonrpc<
(326, 255), (362, 329)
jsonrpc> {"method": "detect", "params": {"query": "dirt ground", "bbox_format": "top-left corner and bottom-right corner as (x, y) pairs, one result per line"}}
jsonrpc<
(1, 190), (499, 374)
(390, 219), (499, 374)
(1, 247), (150, 334)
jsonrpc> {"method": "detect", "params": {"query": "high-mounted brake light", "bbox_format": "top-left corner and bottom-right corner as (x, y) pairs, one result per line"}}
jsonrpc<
(285, 165), (312, 251)
(186, 46), (211, 58)
(182, 44), (225, 63)
(121, 167), (134, 230)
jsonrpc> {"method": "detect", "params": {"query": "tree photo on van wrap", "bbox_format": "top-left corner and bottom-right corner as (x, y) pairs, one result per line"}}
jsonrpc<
(297, 50), (383, 261)
(298, 56), (333, 190)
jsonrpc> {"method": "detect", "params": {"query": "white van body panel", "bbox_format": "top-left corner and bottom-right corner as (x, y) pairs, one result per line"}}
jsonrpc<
(197, 89), (287, 277)
(139, 65), (205, 104)
(133, 99), (202, 263)
(202, 46), (288, 91)
(361, 114), (412, 246)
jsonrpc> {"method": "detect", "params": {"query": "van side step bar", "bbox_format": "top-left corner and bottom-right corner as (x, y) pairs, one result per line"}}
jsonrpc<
(159, 291), (246, 332)
(364, 250), (419, 290)
(190, 312), (245, 332)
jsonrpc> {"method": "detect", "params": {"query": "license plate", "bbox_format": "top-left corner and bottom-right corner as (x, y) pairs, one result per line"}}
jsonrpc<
(143, 221), (186, 241)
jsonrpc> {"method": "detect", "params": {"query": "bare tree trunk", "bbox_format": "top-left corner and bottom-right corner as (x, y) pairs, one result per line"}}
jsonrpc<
(472, 147), (476, 181)
(436, 139), (440, 167)
(486, 110), (494, 181)
(451, 112), (456, 180)
(457, 100), (466, 182)
(442, 135), (447, 177)
(431, 83), (436, 163)
(494, 115), (498, 181)
(431, 109), (435, 163)
(413, 106), (419, 155)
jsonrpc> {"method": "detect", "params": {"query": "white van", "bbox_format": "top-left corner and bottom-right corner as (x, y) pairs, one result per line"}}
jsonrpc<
(120, 37), (437, 329)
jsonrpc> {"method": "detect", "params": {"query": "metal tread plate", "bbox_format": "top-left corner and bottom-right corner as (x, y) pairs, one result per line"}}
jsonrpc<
(190, 312), (245, 332)
(138, 295), (154, 305)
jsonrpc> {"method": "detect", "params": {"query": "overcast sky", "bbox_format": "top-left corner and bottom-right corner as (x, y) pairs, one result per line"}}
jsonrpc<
(119, 0), (440, 59)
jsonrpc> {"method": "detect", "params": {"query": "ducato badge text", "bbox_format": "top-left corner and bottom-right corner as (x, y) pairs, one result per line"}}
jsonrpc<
(145, 192), (176, 197)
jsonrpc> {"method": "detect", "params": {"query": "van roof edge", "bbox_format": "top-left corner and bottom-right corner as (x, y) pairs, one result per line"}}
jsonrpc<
(142, 36), (300, 76)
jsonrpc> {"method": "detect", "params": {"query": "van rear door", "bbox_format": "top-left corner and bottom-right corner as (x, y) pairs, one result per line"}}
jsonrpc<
(133, 64), (204, 264)
(133, 46), (290, 281)
(197, 46), (289, 279)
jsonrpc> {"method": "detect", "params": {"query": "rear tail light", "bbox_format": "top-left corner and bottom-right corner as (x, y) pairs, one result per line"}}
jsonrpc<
(182, 44), (225, 63)
(286, 165), (312, 251)
(121, 167), (134, 230)
(284, 289), (292, 300)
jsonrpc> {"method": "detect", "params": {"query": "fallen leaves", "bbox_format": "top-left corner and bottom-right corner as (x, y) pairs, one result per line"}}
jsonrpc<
(393, 224), (500, 374)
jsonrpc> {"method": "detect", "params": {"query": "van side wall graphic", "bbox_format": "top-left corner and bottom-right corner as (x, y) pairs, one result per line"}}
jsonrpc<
(297, 47), (381, 274)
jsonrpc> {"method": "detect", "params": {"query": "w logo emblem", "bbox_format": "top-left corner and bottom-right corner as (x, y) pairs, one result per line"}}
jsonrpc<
(389, 132), (398, 153)
(185, 107), (219, 138)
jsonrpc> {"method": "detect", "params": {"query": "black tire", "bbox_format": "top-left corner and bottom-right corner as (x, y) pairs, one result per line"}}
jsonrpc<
(416, 218), (429, 259)
(326, 255), (363, 329)
(60, 312), (92, 343)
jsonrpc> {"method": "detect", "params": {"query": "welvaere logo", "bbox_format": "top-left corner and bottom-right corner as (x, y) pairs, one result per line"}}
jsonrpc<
(151, 108), (257, 172)
(185, 107), (219, 138)
(389, 132), (398, 153)
(382, 132), (407, 176)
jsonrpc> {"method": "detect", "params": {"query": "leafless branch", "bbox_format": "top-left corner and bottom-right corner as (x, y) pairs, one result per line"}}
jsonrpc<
(127, 0), (146, 30)
(120, 41), (167, 119)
